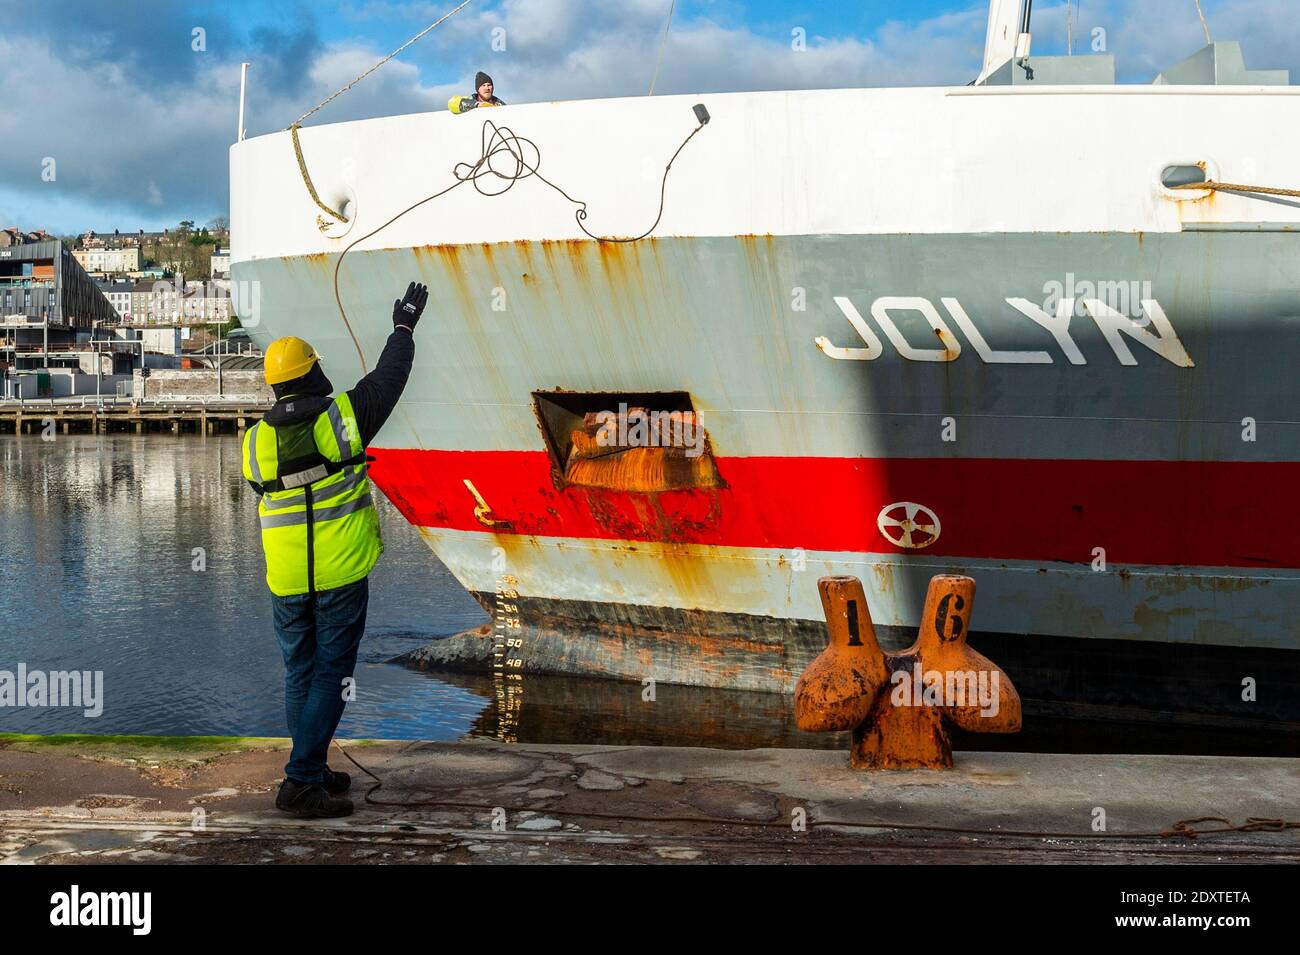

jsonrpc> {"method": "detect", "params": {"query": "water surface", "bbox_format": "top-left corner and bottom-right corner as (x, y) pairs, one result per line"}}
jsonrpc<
(0, 434), (487, 739)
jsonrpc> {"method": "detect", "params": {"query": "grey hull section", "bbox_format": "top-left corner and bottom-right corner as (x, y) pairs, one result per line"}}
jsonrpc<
(236, 228), (1300, 680)
(236, 230), (1300, 462)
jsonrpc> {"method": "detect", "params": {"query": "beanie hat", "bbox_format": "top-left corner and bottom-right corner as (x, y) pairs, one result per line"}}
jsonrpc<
(475, 71), (493, 91)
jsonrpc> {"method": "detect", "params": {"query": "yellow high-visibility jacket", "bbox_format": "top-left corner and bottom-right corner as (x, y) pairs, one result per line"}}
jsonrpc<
(448, 95), (506, 114)
(241, 392), (382, 596)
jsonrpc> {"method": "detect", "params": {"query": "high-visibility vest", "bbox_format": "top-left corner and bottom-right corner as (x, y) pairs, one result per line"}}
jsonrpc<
(447, 95), (504, 114)
(241, 392), (382, 597)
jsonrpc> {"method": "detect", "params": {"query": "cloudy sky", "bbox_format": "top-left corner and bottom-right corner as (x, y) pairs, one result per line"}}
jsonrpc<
(1, 0), (1294, 234)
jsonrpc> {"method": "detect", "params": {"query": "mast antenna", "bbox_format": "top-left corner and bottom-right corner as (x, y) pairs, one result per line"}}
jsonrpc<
(237, 62), (249, 143)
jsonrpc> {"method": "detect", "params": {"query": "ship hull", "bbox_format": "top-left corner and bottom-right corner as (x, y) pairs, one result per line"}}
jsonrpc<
(230, 86), (1300, 727)
(398, 591), (1299, 732)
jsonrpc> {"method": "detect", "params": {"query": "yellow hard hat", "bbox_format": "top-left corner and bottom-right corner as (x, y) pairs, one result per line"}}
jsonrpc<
(264, 336), (320, 385)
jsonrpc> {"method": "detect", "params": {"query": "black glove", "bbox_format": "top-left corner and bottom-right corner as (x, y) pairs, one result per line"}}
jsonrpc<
(393, 281), (428, 332)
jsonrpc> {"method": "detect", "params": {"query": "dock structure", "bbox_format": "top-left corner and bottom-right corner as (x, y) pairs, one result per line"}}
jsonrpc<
(0, 398), (269, 436)
(1, 737), (1297, 865)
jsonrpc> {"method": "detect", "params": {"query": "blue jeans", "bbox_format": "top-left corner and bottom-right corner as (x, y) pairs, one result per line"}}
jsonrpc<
(271, 577), (369, 784)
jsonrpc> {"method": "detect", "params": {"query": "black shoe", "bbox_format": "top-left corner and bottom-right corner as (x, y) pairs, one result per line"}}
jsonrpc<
(323, 766), (351, 796)
(275, 778), (354, 818)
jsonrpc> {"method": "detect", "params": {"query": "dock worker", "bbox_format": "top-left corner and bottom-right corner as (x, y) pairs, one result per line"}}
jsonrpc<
(242, 281), (429, 819)
(448, 70), (506, 114)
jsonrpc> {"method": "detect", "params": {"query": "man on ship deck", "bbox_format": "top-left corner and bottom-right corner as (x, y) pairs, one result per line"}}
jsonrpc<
(241, 281), (428, 818)
(448, 70), (505, 113)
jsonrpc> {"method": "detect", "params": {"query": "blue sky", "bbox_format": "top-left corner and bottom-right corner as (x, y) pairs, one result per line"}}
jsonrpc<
(0, 0), (1294, 234)
(218, 1), (979, 67)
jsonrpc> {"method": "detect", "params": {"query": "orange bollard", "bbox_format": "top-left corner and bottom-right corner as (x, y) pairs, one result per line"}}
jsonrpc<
(794, 574), (1021, 770)
(794, 577), (889, 732)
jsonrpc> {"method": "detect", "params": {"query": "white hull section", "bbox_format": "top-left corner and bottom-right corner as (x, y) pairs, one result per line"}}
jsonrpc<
(231, 85), (1300, 273)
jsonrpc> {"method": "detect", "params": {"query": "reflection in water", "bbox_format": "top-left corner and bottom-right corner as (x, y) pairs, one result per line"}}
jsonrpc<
(450, 670), (844, 750)
(0, 435), (487, 739)
(444, 669), (1297, 756)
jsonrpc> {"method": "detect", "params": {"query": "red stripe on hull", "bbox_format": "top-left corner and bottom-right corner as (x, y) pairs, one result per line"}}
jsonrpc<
(369, 449), (1300, 570)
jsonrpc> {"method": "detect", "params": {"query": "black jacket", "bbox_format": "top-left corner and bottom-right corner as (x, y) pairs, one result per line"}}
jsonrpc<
(346, 329), (415, 447)
(252, 330), (414, 486)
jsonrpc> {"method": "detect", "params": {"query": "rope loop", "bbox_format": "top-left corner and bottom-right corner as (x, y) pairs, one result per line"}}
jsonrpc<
(330, 115), (707, 373)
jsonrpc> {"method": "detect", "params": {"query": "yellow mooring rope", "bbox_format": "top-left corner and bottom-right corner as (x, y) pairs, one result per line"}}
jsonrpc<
(289, 124), (349, 224)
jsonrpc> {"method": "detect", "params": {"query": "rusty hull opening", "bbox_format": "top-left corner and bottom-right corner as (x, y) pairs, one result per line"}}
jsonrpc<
(532, 390), (723, 493)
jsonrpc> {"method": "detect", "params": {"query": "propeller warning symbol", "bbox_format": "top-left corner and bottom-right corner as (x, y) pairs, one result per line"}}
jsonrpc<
(877, 502), (941, 550)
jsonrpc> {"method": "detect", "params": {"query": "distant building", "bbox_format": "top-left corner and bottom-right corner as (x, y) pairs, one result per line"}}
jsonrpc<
(1, 238), (124, 396)
(122, 268), (167, 281)
(73, 246), (142, 276)
(136, 326), (183, 356)
(129, 279), (181, 325)
(210, 247), (231, 279)
(0, 239), (116, 327)
(126, 277), (230, 325)
(0, 228), (53, 248)
(184, 279), (231, 323)
(95, 279), (135, 321)
(81, 229), (170, 250)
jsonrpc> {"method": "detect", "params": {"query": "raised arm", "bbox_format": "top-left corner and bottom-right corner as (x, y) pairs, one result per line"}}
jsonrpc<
(347, 282), (428, 447)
